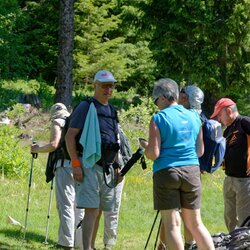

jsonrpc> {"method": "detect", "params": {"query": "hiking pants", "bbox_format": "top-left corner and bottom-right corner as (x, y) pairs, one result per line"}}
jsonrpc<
(223, 176), (250, 232)
(55, 162), (84, 247)
(103, 178), (125, 246)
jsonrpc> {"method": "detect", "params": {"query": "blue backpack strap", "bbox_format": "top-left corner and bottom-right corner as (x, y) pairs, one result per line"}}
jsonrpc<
(200, 112), (208, 123)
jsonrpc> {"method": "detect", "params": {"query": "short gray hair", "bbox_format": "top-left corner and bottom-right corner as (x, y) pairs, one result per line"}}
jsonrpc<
(153, 78), (179, 101)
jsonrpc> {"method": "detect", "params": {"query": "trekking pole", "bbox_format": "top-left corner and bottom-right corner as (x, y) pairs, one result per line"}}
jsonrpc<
(23, 142), (38, 241)
(154, 218), (162, 250)
(144, 210), (159, 250)
(43, 178), (54, 244)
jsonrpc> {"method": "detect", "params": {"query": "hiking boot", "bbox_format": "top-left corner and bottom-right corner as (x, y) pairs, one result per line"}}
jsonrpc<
(184, 241), (196, 250)
(157, 242), (167, 250)
(55, 243), (74, 250)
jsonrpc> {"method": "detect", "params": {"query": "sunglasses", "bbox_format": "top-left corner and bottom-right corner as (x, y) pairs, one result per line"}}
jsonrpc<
(154, 97), (159, 105)
(96, 83), (115, 89)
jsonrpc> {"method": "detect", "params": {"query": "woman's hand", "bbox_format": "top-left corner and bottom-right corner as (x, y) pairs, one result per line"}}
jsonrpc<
(139, 138), (148, 148)
(30, 143), (39, 153)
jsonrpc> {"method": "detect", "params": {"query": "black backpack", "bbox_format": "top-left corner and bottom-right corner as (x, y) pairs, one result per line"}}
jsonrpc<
(45, 104), (81, 183)
(45, 147), (64, 183)
(190, 216), (250, 250)
(45, 117), (69, 183)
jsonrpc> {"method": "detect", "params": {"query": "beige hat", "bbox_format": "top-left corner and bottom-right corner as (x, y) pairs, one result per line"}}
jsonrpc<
(50, 103), (70, 120)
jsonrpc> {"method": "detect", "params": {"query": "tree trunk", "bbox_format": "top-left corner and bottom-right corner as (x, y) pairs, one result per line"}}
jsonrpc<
(55, 0), (74, 107)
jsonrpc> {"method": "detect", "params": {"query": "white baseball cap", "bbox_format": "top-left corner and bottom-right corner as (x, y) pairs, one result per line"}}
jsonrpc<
(94, 70), (117, 83)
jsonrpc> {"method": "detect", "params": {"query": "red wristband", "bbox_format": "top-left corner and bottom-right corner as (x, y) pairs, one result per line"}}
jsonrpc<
(72, 159), (81, 168)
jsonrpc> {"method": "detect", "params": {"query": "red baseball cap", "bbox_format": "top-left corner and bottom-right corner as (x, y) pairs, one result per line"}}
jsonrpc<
(210, 98), (236, 119)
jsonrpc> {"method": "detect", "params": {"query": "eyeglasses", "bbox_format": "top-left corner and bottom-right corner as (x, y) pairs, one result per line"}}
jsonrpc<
(96, 83), (115, 89)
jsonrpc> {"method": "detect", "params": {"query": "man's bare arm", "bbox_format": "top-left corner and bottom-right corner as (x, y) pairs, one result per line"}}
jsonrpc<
(65, 127), (84, 182)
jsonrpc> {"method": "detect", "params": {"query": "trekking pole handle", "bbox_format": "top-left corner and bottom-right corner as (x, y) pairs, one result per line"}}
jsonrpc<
(31, 141), (38, 159)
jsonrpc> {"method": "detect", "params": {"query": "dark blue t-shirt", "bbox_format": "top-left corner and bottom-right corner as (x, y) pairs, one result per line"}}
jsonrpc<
(69, 98), (117, 144)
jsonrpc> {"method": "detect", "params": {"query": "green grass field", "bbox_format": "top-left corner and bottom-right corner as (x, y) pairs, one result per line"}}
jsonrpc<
(0, 155), (227, 250)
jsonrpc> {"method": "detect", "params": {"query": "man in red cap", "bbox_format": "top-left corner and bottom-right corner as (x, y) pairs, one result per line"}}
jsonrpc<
(211, 98), (250, 232)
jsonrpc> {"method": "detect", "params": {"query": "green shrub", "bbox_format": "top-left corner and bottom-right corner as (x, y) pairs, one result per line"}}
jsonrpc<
(4, 103), (25, 120)
(0, 125), (30, 178)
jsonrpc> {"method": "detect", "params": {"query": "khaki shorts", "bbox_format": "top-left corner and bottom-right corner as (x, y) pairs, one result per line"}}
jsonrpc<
(153, 166), (201, 210)
(75, 164), (116, 211)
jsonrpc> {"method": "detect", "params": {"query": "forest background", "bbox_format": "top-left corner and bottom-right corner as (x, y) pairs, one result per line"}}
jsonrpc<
(0, 0), (250, 113)
(0, 0), (250, 249)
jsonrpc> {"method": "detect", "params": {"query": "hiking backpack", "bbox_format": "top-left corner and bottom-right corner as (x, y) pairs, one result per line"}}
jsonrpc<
(199, 113), (226, 173)
(45, 117), (70, 183)
(117, 123), (133, 166)
(190, 216), (250, 250)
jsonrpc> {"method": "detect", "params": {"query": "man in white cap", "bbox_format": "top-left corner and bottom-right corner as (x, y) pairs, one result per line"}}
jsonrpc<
(65, 70), (123, 250)
(211, 98), (250, 232)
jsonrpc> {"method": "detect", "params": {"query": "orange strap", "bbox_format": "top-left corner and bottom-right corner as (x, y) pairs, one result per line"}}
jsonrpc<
(72, 159), (81, 168)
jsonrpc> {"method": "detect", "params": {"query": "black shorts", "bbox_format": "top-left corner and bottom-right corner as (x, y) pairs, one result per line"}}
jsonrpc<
(153, 166), (201, 210)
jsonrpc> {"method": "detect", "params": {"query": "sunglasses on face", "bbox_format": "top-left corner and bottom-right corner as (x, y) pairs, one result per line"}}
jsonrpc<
(154, 97), (159, 105)
(96, 83), (115, 89)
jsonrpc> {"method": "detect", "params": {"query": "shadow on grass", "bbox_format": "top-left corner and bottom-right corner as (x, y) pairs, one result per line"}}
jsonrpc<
(0, 228), (57, 249)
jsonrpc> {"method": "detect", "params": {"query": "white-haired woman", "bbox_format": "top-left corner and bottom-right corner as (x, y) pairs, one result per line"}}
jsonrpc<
(140, 79), (214, 250)
(31, 103), (83, 250)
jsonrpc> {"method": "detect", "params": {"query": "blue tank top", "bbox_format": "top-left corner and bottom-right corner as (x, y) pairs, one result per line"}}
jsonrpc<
(152, 105), (201, 173)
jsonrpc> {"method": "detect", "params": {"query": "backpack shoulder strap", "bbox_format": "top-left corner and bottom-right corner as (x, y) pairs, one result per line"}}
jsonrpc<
(200, 112), (208, 123)
(109, 104), (119, 123)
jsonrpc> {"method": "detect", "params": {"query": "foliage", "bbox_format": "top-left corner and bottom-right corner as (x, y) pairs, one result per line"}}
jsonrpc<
(117, 0), (250, 113)
(0, 79), (55, 112)
(74, 0), (125, 84)
(0, 125), (30, 178)
(1, 0), (249, 104)
(73, 0), (156, 94)
(0, 0), (59, 81)
(4, 103), (25, 120)
(33, 80), (55, 111)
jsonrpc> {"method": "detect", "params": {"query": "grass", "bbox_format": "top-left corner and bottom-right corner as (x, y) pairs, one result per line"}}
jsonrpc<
(0, 155), (227, 249)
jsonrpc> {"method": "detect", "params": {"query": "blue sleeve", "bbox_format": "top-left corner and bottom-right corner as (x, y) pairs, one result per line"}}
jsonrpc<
(69, 101), (89, 129)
